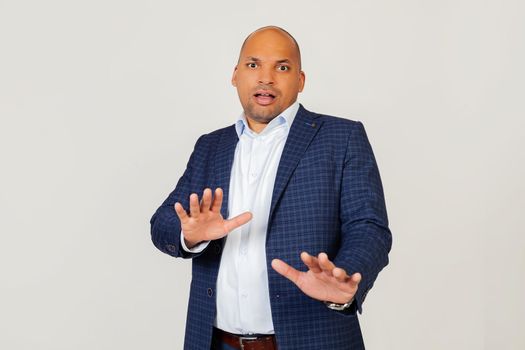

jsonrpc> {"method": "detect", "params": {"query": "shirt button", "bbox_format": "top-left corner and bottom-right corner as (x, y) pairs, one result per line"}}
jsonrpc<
(207, 288), (213, 297)
(251, 173), (257, 177)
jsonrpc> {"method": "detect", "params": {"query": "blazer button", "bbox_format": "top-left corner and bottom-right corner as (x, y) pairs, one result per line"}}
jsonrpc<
(207, 288), (213, 297)
(166, 244), (177, 253)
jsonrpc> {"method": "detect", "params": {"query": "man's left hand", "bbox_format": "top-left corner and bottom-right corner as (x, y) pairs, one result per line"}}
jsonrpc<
(271, 252), (361, 304)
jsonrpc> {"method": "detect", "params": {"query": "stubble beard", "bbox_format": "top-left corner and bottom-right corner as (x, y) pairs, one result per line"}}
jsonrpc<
(244, 101), (281, 124)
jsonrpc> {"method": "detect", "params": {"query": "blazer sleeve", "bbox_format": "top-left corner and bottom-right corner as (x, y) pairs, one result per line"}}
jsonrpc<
(333, 122), (392, 315)
(150, 134), (210, 259)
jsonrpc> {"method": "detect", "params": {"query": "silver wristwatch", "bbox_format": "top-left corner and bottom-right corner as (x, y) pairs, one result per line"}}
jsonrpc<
(324, 298), (354, 311)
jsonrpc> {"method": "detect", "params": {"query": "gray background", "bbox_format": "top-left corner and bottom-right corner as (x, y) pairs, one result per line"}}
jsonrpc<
(1, 0), (524, 349)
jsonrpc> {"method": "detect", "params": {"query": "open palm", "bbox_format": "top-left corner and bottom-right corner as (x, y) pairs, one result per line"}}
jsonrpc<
(272, 252), (361, 304)
(174, 188), (252, 248)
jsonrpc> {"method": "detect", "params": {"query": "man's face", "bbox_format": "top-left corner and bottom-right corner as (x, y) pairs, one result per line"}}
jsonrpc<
(232, 29), (305, 126)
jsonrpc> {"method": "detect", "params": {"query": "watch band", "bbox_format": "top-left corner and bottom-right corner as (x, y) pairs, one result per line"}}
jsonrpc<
(324, 298), (354, 311)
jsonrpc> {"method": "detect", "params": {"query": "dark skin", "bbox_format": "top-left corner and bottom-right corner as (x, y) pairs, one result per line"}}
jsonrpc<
(231, 27), (305, 133)
(174, 27), (361, 305)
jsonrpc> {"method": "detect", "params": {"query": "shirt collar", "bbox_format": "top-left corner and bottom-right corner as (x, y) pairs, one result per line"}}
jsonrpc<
(234, 101), (300, 138)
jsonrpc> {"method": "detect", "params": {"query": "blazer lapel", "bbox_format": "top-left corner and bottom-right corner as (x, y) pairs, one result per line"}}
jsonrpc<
(213, 125), (239, 219)
(268, 105), (322, 225)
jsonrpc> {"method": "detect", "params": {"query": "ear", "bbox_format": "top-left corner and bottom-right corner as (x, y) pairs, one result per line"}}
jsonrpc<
(298, 70), (306, 93)
(231, 65), (238, 87)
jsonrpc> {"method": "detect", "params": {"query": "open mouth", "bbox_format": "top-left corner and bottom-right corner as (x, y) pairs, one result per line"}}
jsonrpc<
(253, 91), (276, 106)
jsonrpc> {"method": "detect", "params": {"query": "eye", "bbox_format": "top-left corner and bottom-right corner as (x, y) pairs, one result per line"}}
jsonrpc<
(247, 62), (258, 69)
(277, 65), (289, 71)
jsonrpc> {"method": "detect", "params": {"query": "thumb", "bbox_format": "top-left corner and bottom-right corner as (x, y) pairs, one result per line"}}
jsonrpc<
(272, 258), (300, 284)
(223, 211), (252, 233)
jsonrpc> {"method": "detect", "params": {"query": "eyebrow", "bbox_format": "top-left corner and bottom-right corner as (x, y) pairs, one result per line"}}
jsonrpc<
(276, 59), (291, 64)
(244, 56), (293, 64)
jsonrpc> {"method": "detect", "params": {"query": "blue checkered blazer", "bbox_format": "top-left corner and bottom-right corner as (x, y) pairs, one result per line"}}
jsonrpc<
(150, 105), (392, 350)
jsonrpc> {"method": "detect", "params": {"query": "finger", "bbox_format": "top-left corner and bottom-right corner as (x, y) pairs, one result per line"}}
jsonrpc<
(174, 202), (189, 224)
(201, 188), (212, 213)
(211, 188), (223, 213)
(348, 272), (362, 288)
(189, 193), (200, 218)
(300, 252), (322, 273)
(332, 267), (349, 283)
(271, 258), (300, 284)
(223, 212), (252, 233)
(318, 252), (336, 276)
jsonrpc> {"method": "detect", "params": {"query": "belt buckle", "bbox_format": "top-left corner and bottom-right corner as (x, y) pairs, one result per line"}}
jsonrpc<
(239, 335), (257, 350)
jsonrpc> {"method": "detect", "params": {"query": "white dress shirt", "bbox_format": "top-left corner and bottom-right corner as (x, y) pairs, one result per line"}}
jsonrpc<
(181, 101), (300, 335)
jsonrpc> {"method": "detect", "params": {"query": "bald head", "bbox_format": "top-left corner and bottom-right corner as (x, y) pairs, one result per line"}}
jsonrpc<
(232, 26), (305, 132)
(238, 26), (302, 69)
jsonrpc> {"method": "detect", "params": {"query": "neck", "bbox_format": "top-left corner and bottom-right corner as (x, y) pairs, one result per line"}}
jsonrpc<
(245, 117), (268, 133)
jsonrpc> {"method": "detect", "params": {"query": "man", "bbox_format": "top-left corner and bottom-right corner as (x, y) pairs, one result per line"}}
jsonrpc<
(150, 26), (392, 350)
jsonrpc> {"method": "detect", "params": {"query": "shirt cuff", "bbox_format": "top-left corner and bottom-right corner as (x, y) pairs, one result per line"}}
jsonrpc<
(180, 232), (210, 253)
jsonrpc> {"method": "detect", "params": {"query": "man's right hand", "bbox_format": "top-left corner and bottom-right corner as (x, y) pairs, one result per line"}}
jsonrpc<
(174, 188), (252, 249)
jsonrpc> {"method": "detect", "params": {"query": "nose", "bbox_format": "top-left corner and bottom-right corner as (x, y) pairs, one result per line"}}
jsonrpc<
(257, 66), (274, 85)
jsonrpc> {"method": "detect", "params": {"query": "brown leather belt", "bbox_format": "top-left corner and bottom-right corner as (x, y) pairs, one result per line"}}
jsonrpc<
(212, 327), (277, 350)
